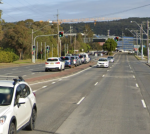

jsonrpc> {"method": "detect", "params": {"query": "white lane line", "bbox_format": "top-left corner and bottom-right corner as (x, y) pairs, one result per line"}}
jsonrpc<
(133, 75), (135, 78)
(107, 70), (109, 72)
(23, 75), (27, 77)
(59, 79), (62, 81)
(42, 86), (47, 88)
(33, 90), (37, 92)
(110, 67), (112, 68)
(141, 100), (147, 108)
(52, 82), (55, 84)
(94, 82), (98, 86)
(102, 75), (105, 77)
(77, 97), (85, 105)
(136, 83), (139, 88)
(32, 73), (35, 75)
(29, 65), (95, 86)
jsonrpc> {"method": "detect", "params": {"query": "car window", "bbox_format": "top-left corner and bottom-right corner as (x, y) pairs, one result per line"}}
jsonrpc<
(14, 85), (22, 105)
(61, 57), (69, 60)
(99, 59), (108, 61)
(71, 57), (75, 59)
(20, 84), (30, 98)
(0, 87), (14, 106)
(47, 59), (58, 61)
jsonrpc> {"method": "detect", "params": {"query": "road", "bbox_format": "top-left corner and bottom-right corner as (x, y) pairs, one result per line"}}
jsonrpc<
(17, 53), (150, 134)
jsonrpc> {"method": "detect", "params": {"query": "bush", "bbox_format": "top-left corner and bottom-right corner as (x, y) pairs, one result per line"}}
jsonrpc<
(0, 51), (19, 63)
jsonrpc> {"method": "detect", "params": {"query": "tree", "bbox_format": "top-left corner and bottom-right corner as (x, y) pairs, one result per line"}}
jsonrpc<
(2, 25), (31, 60)
(103, 38), (117, 53)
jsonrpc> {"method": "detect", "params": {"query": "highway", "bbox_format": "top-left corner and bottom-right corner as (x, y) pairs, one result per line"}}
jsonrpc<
(17, 53), (150, 134)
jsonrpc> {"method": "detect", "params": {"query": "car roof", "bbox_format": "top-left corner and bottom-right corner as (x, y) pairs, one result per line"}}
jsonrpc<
(47, 57), (59, 59)
(0, 80), (14, 87)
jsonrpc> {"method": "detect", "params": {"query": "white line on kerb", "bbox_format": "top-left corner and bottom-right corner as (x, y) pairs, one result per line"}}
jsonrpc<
(141, 100), (147, 108)
(133, 75), (135, 78)
(42, 86), (47, 88)
(77, 97), (85, 105)
(136, 83), (139, 87)
(52, 82), (55, 84)
(102, 75), (105, 77)
(95, 82), (98, 86)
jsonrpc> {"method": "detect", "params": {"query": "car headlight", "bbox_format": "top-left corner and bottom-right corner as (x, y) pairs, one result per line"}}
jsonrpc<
(0, 116), (6, 125)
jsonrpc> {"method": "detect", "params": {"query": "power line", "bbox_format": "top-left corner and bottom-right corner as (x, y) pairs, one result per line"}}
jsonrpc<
(89, 3), (150, 19)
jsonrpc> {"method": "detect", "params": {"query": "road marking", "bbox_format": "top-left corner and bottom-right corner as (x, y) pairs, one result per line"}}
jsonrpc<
(102, 75), (105, 77)
(94, 82), (98, 86)
(33, 90), (37, 92)
(29, 65), (95, 86)
(136, 83), (139, 87)
(42, 86), (47, 88)
(110, 67), (112, 68)
(59, 79), (62, 81)
(32, 73), (35, 75)
(52, 82), (55, 84)
(141, 100), (147, 108)
(23, 75), (27, 77)
(107, 70), (109, 71)
(29, 69), (33, 70)
(133, 75), (135, 78)
(77, 97), (85, 105)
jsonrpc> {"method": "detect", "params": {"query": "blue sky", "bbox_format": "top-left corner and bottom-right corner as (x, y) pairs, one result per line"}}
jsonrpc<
(1, 0), (150, 22)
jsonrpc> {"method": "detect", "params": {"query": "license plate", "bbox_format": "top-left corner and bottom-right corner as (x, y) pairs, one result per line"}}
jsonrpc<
(50, 63), (54, 64)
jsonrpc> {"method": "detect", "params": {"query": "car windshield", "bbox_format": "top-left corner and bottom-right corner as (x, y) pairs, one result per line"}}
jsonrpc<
(108, 57), (113, 59)
(71, 57), (75, 59)
(61, 57), (69, 60)
(47, 59), (58, 61)
(0, 86), (14, 106)
(99, 58), (108, 61)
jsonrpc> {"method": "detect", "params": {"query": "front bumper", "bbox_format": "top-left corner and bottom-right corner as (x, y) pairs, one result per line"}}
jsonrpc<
(97, 64), (108, 67)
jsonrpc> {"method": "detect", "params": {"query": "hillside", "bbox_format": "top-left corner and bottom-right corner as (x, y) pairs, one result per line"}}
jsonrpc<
(61, 17), (150, 37)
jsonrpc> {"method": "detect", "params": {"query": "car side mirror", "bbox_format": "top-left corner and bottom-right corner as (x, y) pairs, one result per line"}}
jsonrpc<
(18, 98), (26, 104)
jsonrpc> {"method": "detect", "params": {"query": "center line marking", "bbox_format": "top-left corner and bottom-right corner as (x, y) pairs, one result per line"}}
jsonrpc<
(102, 75), (105, 77)
(77, 97), (85, 105)
(52, 82), (55, 84)
(141, 100), (147, 108)
(95, 82), (98, 86)
(133, 75), (135, 78)
(136, 83), (139, 87)
(42, 86), (47, 88)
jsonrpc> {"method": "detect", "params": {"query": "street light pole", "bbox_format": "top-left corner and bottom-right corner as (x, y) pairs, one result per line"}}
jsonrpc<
(147, 21), (150, 63)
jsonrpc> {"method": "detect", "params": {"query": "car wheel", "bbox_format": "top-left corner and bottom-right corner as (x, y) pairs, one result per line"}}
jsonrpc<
(63, 66), (65, 70)
(8, 122), (16, 134)
(45, 68), (48, 72)
(26, 109), (37, 130)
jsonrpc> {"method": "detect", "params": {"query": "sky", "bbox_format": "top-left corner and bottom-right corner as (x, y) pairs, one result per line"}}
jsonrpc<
(1, 0), (150, 22)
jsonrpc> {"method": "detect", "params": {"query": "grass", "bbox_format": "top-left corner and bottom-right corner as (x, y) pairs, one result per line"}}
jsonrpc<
(134, 55), (147, 61)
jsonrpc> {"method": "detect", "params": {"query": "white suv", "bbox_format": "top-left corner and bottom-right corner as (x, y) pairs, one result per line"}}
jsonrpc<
(0, 76), (37, 134)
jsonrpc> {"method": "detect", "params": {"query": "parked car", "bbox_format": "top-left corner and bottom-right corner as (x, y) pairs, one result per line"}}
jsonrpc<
(60, 56), (74, 68)
(71, 56), (80, 67)
(81, 53), (91, 63)
(45, 57), (65, 71)
(79, 55), (86, 64)
(107, 56), (114, 62)
(97, 58), (109, 68)
(0, 76), (37, 134)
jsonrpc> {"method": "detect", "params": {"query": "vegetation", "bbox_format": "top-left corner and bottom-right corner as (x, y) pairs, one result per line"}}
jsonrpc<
(0, 17), (149, 62)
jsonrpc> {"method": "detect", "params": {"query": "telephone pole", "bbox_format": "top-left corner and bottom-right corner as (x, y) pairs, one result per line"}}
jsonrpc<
(147, 21), (150, 63)
(57, 10), (60, 57)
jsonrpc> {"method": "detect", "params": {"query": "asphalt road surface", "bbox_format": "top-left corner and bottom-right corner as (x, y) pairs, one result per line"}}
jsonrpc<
(18, 53), (150, 134)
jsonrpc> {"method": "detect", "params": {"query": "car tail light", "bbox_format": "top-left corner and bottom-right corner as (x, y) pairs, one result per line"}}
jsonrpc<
(74, 60), (76, 62)
(33, 92), (36, 97)
(45, 62), (49, 64)
(56, 62), (60, 64)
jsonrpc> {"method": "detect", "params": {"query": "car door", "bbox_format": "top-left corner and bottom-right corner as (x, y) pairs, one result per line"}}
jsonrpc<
(20, 84), (32, 124)
(14, 85), (27, 130)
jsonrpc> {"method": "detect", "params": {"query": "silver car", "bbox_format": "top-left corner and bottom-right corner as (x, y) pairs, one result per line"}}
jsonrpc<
(107, 56), (114, 63)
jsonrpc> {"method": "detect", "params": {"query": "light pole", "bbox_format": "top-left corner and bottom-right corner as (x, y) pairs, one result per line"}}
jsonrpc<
(31, 22), (51, 63)
(131, 21), (149, 62)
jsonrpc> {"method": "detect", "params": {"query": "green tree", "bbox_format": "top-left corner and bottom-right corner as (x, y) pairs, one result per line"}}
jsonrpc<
(103, 38), (117, 53)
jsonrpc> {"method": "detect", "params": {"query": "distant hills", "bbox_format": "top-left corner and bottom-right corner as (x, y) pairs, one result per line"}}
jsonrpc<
(61, 17), (150, 37)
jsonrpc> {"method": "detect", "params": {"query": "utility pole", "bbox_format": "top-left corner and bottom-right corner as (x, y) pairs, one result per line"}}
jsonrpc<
(52, 44), (53, 57)
(147, 21), (150, 63)
(57, 10), (60, 57)
(45, 42), (46, 60)
(36, 42), (38, 61)
(41, 42), (42, 61)
(140, 24), (143, 59)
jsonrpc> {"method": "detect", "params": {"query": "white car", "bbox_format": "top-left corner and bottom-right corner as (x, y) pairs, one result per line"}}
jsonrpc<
(107, 56), (114, 62)
(80, 53), (90, 63)
(0, 76), (37, 134)
(45, 57), (65, 71)
(97, 58), (109, 68)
